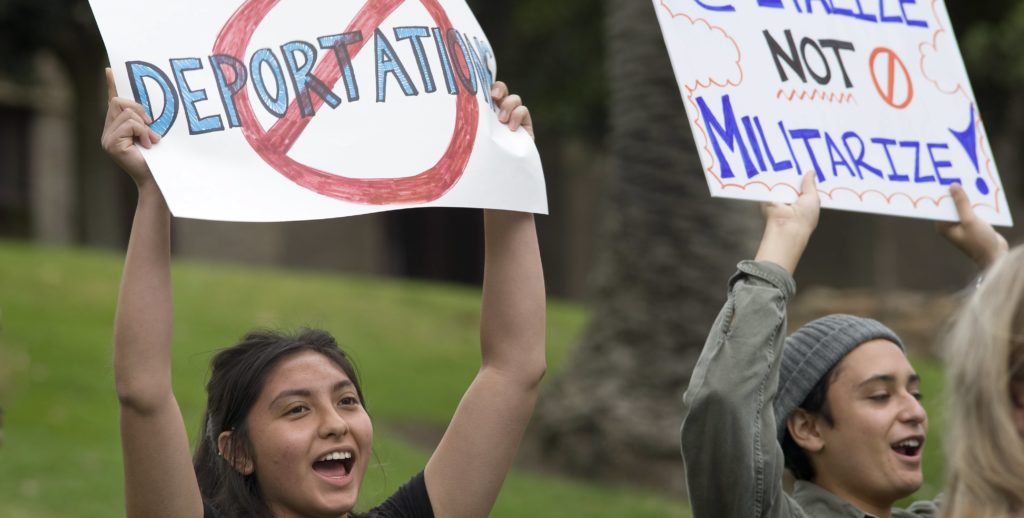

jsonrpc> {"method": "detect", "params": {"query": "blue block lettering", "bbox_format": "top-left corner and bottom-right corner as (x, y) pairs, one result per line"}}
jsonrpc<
(694, 0), (736, 12)
(282, 40), (342, 118)
(473, 37), (497, 109)
(825, 131), (856, 177)
(250, 48), (289, 118)
(209, 54), (247, 128)
(375, 28), (418, 102)
(789, 128), (826, 182)
(170, 58), (223, 135)
(431, 28), (459, 95)
(879, 0), (903, 23)
(871, 137), (909, 182)
(753, 116), (793, 172)
(696, 95), (758, 179)
(126, 61), (178, 137)
(446, 29), (478, 95)
(841, 131), (883, 179)
(902, 140), (932, 183)
(927, 143), (958, 185)
(395, 27), (436, 94)
(899, 0), (928, 27)
(318, 32), (363, 102)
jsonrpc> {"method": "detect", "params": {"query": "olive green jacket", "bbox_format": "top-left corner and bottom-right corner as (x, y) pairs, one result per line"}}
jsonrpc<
(681, 260), (940, 518)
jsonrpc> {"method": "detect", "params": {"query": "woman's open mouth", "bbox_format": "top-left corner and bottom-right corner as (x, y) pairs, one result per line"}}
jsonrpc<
(312, 450), (356, 485)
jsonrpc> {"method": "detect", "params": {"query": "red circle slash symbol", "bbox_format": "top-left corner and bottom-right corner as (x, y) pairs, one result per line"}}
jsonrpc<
(869, 47), (914, 110)
(214, 0), (479, 205)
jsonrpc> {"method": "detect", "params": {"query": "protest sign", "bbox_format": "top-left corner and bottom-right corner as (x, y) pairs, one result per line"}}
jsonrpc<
(89, 0), (547, 222)
(653, 0), (1012, 226)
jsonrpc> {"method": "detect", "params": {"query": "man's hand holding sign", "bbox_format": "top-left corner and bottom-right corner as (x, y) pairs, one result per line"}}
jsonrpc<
(653, 0), (1012, 226)
(90, 0), (546, 221)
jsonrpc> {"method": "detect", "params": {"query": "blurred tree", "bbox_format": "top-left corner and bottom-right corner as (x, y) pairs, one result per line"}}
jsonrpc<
(522, 0), (1024, 495)
(0, 0), (127, 247)
(525, 0), (758, 493)
(952, 0), (1024, 205)
(469, 0), (608, 297)
(469, 0), (606, 141)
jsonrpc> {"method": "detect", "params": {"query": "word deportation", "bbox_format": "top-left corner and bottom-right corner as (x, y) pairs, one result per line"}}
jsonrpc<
(697, 94), (989, 195)
(127, 26), (494, 137)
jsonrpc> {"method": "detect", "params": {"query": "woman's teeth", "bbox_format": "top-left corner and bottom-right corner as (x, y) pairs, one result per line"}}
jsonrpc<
(318, 451), (353, 462)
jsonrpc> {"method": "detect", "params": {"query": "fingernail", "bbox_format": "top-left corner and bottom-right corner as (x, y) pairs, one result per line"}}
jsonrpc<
(500, 109), (509, 121)
(491, 85), (500, 96)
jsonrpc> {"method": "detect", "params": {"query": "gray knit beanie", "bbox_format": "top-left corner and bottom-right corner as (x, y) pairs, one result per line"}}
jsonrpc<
(775, 314), (904, 440)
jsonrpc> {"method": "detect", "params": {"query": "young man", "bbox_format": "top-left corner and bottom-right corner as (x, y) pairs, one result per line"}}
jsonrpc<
(681, 177), (1006, 518)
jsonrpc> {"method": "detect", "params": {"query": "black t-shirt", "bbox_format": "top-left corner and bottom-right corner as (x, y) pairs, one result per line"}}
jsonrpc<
(203, 471), (433, 518)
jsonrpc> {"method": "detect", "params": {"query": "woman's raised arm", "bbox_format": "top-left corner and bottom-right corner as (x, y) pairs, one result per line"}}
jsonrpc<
(103, 69), (203, 518)
(424, 82), (546, 518)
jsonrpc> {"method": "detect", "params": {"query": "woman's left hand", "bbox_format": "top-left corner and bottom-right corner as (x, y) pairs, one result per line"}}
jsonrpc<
(490, 81), (533, 139)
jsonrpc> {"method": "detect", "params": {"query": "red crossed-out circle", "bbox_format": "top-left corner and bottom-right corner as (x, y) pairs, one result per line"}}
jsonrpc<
(214, 0), (478, 205)
(869, 47), (914, 110)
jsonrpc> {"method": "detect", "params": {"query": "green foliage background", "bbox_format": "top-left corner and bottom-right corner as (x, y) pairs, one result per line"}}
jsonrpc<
(0, 241), (689, 517)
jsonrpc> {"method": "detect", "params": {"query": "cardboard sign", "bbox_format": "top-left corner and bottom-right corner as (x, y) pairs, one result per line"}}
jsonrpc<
(89, 0), (547, 222)
(653, 0), (1012, 226)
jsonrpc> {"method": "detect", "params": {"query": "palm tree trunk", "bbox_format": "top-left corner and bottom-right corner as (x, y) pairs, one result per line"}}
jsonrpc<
(527, 0), (758, 493)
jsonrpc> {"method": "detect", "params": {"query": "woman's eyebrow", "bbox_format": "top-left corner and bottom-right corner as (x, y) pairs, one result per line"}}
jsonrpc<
(269, 380), (354, 408)
(269, 388), (312, 408)
(857, 373), (920, 388)
(332, 380), (354, 392)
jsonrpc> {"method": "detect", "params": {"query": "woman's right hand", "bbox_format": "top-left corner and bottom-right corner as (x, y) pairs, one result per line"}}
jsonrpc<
(100, 68), (161, 188)
(936, 183), (1008, 270)
(755, 173), (820, 274)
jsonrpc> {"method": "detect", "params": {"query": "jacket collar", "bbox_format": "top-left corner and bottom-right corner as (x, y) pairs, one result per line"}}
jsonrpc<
(793, 481), (877, 518)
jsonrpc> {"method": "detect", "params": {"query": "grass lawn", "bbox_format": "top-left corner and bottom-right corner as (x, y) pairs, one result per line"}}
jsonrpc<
(0, 240), (690, 517)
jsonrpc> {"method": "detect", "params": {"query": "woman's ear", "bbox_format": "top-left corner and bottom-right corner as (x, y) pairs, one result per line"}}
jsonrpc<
(217, 430), (254, 475)
(787, 409), (826, 452)
(1010, 379), (1024, 437)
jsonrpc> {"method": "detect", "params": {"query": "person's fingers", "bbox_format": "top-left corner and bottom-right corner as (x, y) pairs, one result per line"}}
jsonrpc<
(106, 68), (117, 101)
(508, 105), (530, 132)
(948, 183), (974, 222)
(103, 109), (136, 148)
(106, 97), (150, 126)
(934, 220), (956, 237)
(800, 171), (817, 197)
(105, 110), (159, 151)
(105, 99), (120, 125)
(108, 106), (148, 139)
(490, 81), (508, 104)
(498, 94), (522, 122)
(795, 172), (819, 212)
(109, 97), (153, 124)
(127, 119), (154, 149)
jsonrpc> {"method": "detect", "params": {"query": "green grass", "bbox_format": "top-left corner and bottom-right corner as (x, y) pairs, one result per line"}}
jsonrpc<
(0, 240), (688, 518)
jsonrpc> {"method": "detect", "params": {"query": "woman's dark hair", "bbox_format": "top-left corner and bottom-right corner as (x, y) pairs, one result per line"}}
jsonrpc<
(193, 328), (367, 518)
(781, 364), (838, 481)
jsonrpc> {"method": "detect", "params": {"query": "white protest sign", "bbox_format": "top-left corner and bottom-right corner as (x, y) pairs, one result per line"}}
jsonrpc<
(89, 0), (547, 222)
(653, 0), (1012, 226)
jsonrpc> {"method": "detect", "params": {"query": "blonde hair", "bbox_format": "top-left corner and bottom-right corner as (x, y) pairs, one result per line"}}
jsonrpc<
(942, 246), (1024, 518)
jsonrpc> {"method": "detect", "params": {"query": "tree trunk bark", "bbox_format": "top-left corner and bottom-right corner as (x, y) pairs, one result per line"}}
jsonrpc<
(526, 0), (758, 494)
